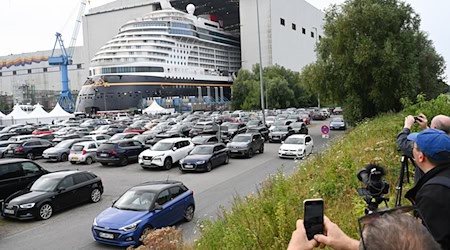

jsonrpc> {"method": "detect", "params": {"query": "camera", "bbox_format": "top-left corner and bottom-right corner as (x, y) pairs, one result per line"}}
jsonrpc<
(357, 164), (390, 213)
(414, 116), (423, 123)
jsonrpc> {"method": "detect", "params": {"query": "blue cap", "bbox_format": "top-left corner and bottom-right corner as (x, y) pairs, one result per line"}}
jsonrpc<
(407, 129), (450, 161)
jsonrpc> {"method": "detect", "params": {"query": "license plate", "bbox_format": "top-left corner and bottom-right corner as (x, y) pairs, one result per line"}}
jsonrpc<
(4, 208), (14, 214)
(8, 150), (13, 154)
(99, 232), (114, 239)
(231, 150), (238, 153)
(100, 153), (108, 157)
(273, 137), (279, 139)
(185, 164), (193, 169)
(72, 157), (79, 160)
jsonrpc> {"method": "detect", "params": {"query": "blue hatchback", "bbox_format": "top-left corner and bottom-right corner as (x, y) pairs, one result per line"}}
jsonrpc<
(91, 180), (195, 247)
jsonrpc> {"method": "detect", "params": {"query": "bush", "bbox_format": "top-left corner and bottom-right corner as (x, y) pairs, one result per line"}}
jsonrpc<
(128, 227), (183, 250)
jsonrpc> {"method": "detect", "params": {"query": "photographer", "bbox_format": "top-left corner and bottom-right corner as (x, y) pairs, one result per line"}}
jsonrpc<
(288, 212), (440, 250)
(405, 128), (450, 249)
(397, 114), (450, 183)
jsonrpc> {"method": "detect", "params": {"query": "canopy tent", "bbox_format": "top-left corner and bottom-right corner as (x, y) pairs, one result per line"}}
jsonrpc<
(48, 103), (75, 119)
(2, 105), (31, 125)
(28, 104), (53, 124)
(143, 101), (172, 114)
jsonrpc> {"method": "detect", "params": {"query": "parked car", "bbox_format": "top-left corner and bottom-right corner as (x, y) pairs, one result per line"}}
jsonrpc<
(138, 138), (194, 170)
(123, 126), (147, 134)
(32, 125), (59, 135)
(0, 141), (15, 158)
(0, 159), (48, 201)
(1, 170), (103, 220)
(8, 134), (35, 142)
(191, 135), (219, 145)
(268, 126), (295, 143)
(92, 180), (194, 247)
(227, 133), (264, 158)
(278, 134), (314, 159)
(330, 117), (346, 130)
(68, 141), (99, 165)
(180, 143), (229, 172)
(9, 126), (34, 135)
(109, 132), (140, 141)
(4, 139), (53, 159)
(106, 124), (128, 136)
(96, 139), (147, 166)
(289, 122), (309, 134)
(188, 121), (219, 137)
(43, 138), (91, 162)
(52, 134), (83, 144)
(245, 126), (270, 141)
(34, 133), (56, 142)
(246, 120), (264, 128)
(0, 133), (17, 141)
(82, 134), (111, 145)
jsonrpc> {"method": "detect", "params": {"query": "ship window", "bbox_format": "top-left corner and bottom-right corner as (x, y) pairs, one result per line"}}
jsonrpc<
(292, 23), (296, 30)
(77, 64), (82, 69)
(13, 71), (16, 75)
(302, 28), (306, 34)
(311, 32), (315, 38)
(280, 18), (285, 26)
(28, 69), (32, 74)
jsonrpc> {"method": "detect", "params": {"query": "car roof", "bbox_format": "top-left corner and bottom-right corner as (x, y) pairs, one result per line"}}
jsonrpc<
(133, 180), (184, 192)
(159, 137), (190, 143)
(195, 143), (224, 148)
(0, 158), (35, 165)
(43, 170), (84, 179)
(287, 134), (308, 139)
(73, 141), (97, 146)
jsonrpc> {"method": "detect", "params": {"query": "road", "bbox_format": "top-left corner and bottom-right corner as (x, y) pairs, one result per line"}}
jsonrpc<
(0, 117), (345, 249)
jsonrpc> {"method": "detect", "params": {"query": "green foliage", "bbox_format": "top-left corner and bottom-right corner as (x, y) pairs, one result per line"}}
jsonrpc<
(299, 0), (446, 124)
(232, 65), (316, 110)
(402, 94), (450, 121)
(194, 97), (448, 250)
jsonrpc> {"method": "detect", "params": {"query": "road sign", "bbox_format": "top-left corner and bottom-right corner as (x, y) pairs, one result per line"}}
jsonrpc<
(321, 125), (330, 135)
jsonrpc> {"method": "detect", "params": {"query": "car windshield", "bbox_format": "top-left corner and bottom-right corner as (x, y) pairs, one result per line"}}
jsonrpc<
(273, 121), (286, 126)
(233, 135), (251, 142)
(99, 143), (115, 150)
(290, 123), (303, 128)
(192, 137), (208, 144)
(152, 142), (173, 151)
(227, 123), (239, 129)
(97, 125), (109, 130)
(30, 176), (62, 192)
(191, 146), (213, 155)
(247, 120), (259, 125)
(273, 127), (288, 132)
(110, 134), (124, 141)
(113, 190), (156, 211)
(332, 118), (344, 122)
(284, 137), (305, 144)
(71, 145), (84, 151)
(55, 140), (74, 148)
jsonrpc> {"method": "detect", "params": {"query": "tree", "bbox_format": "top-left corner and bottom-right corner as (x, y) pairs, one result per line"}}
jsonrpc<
(300, 0), (446, 123)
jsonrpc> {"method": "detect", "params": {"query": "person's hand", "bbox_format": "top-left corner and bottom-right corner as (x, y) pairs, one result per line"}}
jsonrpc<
(404, 115), (415, 129)
(287, 219), (319, 250)
(416, 113), (428, 130)
(314, 216), (359, 250)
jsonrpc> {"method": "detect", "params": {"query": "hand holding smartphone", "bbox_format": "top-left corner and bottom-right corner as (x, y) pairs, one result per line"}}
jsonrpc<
(303, 198), (324, 240)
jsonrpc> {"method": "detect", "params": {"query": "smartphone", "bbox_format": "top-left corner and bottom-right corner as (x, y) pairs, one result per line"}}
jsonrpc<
(303, 198), (324, 240)
(414, 116), (423, 123)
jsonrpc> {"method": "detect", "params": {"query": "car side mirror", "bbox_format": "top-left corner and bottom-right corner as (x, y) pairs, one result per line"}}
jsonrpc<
(172, 147), (177, 151)
(153, 203), (163, 211)
(57, 187), (66, 192)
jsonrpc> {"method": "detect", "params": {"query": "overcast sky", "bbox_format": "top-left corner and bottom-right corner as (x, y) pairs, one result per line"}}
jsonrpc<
(1, 0), (448, 80)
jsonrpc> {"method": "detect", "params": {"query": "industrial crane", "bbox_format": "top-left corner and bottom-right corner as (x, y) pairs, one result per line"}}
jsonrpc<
(48, 0), (87, 112)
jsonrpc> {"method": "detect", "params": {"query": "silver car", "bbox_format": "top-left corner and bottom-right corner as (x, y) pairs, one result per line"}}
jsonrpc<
(43, 138), (91, 162)
(69, 141), (99, 165)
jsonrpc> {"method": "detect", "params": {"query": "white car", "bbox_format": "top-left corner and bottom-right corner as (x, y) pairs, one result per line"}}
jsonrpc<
(82, 134), (111, 145)
(278, 134), (313, 159)
(138, 138), (194, 170)
(69, 141), (99, 164)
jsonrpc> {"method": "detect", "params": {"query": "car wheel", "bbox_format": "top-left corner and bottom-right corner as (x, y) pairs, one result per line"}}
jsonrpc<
(60, 153), (68, 162)
(85, 157), (93, 165)
(206, 162), (212, 172)
(38, 203), (53, 220)
(90, 188), (102, 203)
(119, 157), (128, 166)
(224, 154), (230, 164)
(163, 157), (172, 170)
(259, 144), (264, 153)
(70, 161), (76, 164)
(248, 149), (254, 158)
(26, 152), (34, 160)
(184, 205), (195, 222)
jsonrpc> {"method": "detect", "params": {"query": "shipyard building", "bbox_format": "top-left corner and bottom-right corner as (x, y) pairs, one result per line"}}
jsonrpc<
(0, 0), (324, 113)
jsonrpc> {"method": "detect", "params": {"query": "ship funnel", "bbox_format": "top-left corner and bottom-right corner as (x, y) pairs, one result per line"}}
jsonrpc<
(160, 0), (173, 10)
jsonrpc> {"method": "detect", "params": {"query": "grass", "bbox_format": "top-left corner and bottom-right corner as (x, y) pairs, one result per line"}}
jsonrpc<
(193, 94), (449, 249)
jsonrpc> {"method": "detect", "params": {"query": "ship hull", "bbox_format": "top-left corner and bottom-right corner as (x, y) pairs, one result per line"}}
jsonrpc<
(75, 75), (232, 113)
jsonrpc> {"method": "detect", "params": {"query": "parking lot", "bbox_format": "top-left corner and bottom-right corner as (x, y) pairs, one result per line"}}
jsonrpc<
(0, 117), (344, 249)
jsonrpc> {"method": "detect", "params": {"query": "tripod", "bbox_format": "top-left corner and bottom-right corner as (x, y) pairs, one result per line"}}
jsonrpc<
(394, 155), (417, 207)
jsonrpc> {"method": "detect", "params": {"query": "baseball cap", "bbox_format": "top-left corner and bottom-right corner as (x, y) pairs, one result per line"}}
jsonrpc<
(407, 129), (450, 161)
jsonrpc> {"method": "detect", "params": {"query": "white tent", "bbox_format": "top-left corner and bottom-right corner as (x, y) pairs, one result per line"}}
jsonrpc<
(48, 103), (75, 119)
(143, 101), (171, 114)
(2, 105), (31, 125)
(28, 104), (53, 124)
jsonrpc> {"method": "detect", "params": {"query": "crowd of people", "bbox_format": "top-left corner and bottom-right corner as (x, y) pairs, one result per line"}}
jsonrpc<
(288, 114), (450, 250)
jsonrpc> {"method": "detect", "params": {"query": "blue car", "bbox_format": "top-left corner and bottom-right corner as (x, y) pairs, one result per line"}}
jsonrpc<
(92, 180), (195, 247)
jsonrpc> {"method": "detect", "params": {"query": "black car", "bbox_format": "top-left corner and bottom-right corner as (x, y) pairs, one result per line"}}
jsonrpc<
(289, 122), (309, 134)
(4, 139), (53, 159)
(179, 143), (229, 172)
(96, 139), (147, 166)
(227, 133), (264, 158)
(246, 126), (270, 141)
(106, 125), (128, 136)
(0, 133), (18, 141)
(9, 126), (35, 135)
(221, 122), (247, 141)
(1, 170), (103, 220)
(269, 126), (294, 142)
(0, 159), (49, 201)
(191, 135), (219, 145)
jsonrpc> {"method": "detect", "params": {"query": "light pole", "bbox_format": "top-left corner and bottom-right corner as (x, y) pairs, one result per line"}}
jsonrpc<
(312, 26), (320, 109)
(256, 0), (266, 125)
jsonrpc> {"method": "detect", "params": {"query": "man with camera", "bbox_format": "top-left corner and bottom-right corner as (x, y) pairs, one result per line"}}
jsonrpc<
(397, 114), (450, 182)
(405, 128), (450, 249)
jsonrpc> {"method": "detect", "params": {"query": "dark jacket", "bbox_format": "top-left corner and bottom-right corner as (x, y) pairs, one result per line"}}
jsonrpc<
(406, 163), (450, 250)
(397, 127), (423, 182)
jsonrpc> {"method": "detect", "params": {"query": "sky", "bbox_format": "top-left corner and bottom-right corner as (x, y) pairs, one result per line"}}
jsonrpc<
(0, 0), (448, 80)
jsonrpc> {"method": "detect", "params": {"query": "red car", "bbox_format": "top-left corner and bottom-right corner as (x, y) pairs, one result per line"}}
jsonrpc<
(123, 126), (147, 134)
(32, 126), (59, 135)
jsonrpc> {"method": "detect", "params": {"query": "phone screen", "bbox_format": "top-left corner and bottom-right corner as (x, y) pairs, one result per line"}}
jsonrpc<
(304, 199), (324, 240)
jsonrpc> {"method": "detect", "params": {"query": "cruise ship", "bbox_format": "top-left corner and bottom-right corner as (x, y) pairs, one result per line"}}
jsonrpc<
(75, 0), (241, 113)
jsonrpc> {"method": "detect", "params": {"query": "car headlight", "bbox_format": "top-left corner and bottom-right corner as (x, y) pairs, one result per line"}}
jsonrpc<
(19, 203), (35, 209)
(119, 220), (142, 231)
(196, 160), (206, 164)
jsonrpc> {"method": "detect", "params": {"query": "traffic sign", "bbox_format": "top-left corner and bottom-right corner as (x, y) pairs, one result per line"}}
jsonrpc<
(321, 125), (330, 135)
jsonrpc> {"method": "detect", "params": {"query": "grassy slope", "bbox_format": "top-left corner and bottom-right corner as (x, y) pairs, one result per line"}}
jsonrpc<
(194, 95), (449, 249)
